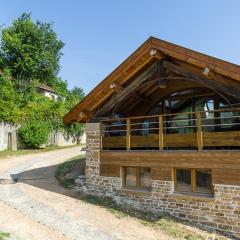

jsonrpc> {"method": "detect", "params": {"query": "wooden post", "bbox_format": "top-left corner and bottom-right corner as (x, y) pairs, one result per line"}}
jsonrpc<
(100, 122), (103, 151)
(214, 95), (221, 130)
(197, 112), (203, 151)
(136, 167), (141, 188)
(121, 167), (126, 187)
(159, 115), (164, 150)
(126, 118), (131, 150)
(191, 169), (196, 192)
(172, 168), (177, 188)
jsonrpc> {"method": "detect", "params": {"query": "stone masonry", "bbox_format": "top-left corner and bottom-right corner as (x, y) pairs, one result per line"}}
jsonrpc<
(84, 123), (240, 238)
(84, 123), (121, 195)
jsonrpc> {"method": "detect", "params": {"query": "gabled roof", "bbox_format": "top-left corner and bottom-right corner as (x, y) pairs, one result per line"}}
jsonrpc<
(64, 37), (240, 123)
(37, 83), (56, 93)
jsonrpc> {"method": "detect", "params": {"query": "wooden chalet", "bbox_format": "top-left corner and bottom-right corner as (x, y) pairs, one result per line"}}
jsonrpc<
(64, 37), (240, 237)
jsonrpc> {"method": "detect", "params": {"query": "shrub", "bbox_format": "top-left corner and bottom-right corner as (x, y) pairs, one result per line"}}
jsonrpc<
(18, 120), (51, 148)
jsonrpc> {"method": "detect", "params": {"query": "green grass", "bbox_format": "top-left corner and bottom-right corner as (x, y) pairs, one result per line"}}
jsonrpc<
(81, 195), (227, 240)
(0, 231), (10, 240)
(0, 144), (82, 159)
(55, 155), (85, 188)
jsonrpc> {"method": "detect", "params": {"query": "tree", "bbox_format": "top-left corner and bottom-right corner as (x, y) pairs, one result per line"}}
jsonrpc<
(0, 13), (85, 148)
(0, 70), (21, 122)
(0, 13), (64, 91)
(65, 86), (85, 109)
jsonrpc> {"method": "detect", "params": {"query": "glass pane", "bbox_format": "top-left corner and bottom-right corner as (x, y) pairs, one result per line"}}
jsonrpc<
(196, 169), (212, 194)
(140, 168), (151, 189)
(125, 167), (136, 187)
(176, 169), (192, 192)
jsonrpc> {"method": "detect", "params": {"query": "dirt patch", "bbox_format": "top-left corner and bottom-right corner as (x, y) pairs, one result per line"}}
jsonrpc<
(55, 155), (85, 188)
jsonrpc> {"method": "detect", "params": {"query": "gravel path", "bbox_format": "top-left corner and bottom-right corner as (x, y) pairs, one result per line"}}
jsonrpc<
(0, 146), (173, 240)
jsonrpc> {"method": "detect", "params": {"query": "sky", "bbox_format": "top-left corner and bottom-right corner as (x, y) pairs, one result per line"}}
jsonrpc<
(1, 0), (240, 94)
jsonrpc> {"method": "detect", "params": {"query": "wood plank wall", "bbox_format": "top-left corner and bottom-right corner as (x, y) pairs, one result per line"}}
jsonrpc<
(100, 151), (240, 185)
(102, 131), (240, 150)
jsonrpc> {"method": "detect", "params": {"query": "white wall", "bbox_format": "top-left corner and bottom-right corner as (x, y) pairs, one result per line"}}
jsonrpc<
(43, 91), (59, 101)
(0, 122), (86, 151)
(47, 131), (86, 147)
(0, 123), (18, 151)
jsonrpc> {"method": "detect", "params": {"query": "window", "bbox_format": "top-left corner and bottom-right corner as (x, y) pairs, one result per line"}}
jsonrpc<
(125, 167), (136, 187)
(176, 169), (192, 192)
(196, 169), (212, 194)
(123, 167), (151, 189)
(174, 168), (212, 195)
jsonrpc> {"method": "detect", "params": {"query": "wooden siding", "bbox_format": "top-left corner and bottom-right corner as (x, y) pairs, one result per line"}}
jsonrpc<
(100, 151), (240, 184)
(102, 136), (126, 149)
(203, 131), (240, 146)
(100, 164), (120, 177)
(212, 169), (240, 185)
(102, 131), (240, 149)
(151, 167), (172, 181)
(130, 135), (158, 148)
(164, 133), (197, 147)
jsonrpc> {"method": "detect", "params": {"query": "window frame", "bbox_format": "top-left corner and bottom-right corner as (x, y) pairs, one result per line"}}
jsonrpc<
(122, 166), (151, 190)
(173, 168), (213, 195)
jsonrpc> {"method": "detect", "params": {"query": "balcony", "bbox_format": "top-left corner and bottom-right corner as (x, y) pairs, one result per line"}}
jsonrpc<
(100, 108), (240, 151)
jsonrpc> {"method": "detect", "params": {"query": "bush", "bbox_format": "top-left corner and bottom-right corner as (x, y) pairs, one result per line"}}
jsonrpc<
(18, 120), (51, 148)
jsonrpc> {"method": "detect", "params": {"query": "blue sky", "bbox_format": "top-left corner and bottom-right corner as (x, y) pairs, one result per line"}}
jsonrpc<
(1, 0), (240, 93)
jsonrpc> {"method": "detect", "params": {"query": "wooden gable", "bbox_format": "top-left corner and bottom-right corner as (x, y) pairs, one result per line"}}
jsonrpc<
(64, 37), (240, 123)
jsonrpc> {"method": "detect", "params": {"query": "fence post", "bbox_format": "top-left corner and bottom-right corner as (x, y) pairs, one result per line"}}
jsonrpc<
(197, 112), (203, 151)
(126, 118), (131, 150)
(159, 115), (164, 150)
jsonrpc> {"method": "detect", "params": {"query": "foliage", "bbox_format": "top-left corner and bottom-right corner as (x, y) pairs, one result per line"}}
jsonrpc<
(0, 231), (10, 240)
(65, 122), (85, 143)
(0, 13), (85, 148)
(0, 70), (21, 122)
(17, 120), (51, 148)
(0, 13), (64, 89)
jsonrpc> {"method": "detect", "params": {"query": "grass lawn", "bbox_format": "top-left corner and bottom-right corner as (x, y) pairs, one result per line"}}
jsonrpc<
(0, 144), (82, 159)
(0, 231), (10, 240)
(55, 155), (85, 188)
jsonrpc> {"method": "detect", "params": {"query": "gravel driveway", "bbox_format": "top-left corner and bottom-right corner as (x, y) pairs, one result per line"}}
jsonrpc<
(0, 146), (173, 240)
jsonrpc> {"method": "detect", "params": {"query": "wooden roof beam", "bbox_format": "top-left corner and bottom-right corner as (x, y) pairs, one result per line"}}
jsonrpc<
(94, 61), (159, 117)
(77, 111), (93, 122)
(109, 82), (124, 93)
(163, 61), (240, 100)
(127, 81), (202, 116)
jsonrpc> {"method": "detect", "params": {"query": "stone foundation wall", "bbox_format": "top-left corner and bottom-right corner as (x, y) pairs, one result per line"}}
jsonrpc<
(84, 123), (121, 195)
(115, 182), (240, 238)
(84, 123), (240, 238)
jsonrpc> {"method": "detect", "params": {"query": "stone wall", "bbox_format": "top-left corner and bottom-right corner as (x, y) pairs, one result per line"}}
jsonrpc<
(115, 182), (240, 238)
(84, 123), (240, 238)
(84, 123), (121, 195)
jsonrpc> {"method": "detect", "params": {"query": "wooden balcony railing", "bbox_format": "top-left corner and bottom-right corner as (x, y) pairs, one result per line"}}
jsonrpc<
(100, 108), (240, 151)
